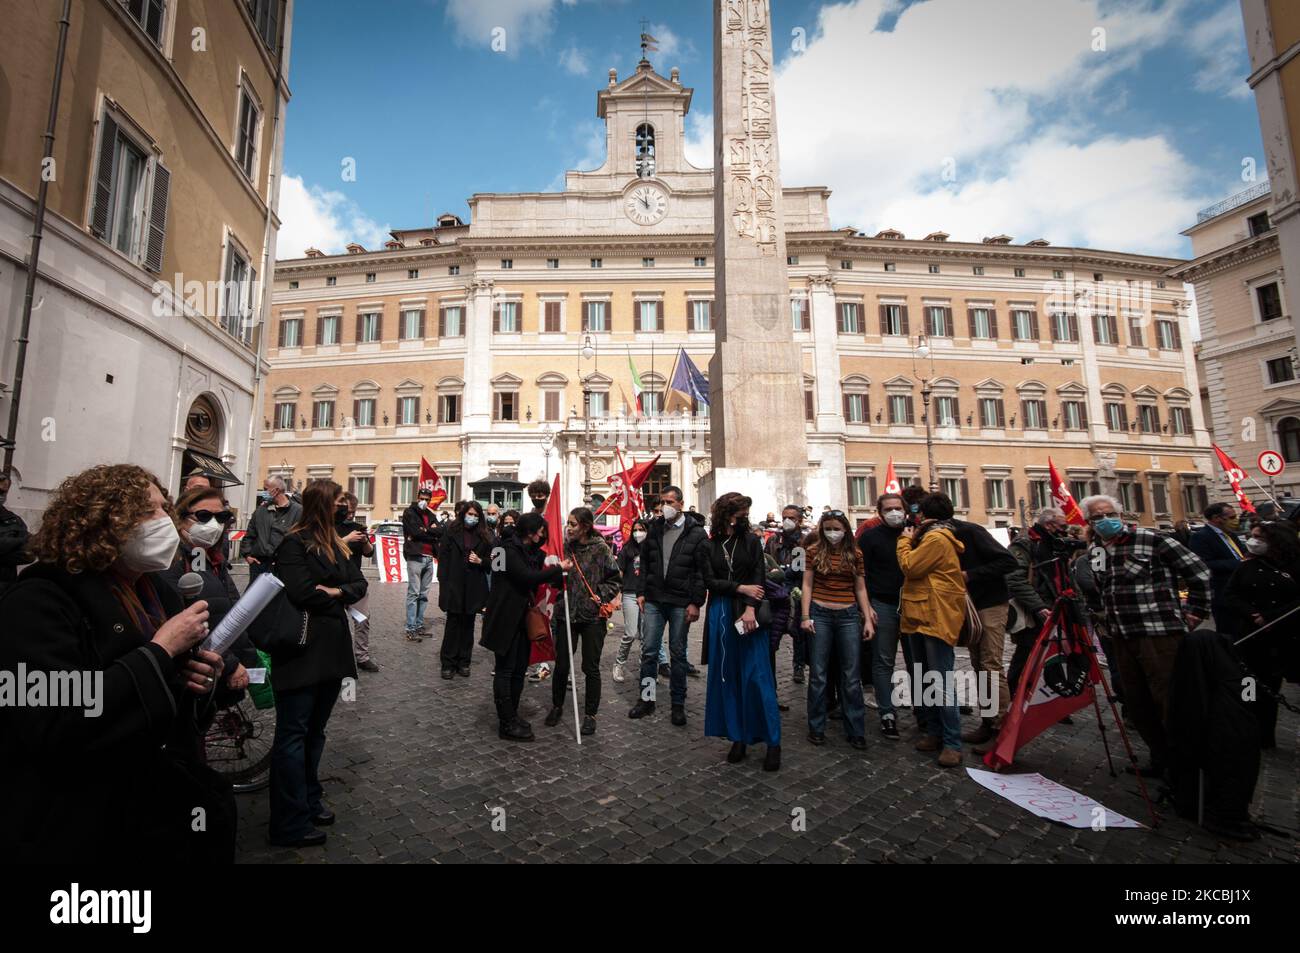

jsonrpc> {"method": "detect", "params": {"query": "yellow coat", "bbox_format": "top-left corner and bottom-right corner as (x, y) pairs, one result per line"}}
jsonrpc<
(896, 526), (967, 646)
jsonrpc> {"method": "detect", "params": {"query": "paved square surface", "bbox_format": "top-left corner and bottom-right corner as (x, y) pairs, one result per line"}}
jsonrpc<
(233, 568), (1298, 863)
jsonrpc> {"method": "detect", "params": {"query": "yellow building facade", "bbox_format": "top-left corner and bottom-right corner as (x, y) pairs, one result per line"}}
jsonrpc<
(263, 61), (1212, 528)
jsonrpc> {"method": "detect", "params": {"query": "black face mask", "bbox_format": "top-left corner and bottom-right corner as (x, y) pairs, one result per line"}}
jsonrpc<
(732, 516), (750, 535)
(531, 497), (547, 509)
(501, 524), (516, 537)
(335, 505), (350, 523)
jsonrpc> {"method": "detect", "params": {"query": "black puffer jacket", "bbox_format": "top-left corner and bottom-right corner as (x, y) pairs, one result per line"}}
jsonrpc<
(634, 512), (708, 607)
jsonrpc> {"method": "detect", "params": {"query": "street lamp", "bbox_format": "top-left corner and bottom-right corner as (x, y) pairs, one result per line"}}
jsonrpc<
(580, 333), (598, 507)
(539, 424), (556, 482)
(911, 334), (938, 492)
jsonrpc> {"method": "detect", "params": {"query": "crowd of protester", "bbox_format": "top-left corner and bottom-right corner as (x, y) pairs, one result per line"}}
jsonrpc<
(0, 459), (1296, 858)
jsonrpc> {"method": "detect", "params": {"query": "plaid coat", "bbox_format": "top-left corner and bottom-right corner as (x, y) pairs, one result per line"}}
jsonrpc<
(1091, 527), (1210, 639)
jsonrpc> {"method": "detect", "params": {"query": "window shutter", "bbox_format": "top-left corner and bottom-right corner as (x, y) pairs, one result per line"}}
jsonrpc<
(943, 306), (953, 333)
(899, 305), (910, 336)
(868, 475), (878, 502)
(996, 400), (1006, 428)
(1004, 479), (1016, 508)
(414, 397), (421, 423)
(841, 393), (850, 419)
(355, 313), (363, 342)
(965, 308), (975, 338)
(581, 302), (589, 332)
(988, 308), (998, 338)
(391, 476), (398, 504)
(906, 396), (915, 425)
(492, 304), (500, 333)
(983, 480), (994, 510)
(1134, 484), (1145, 513)
(438, 307), (447, 337)
(709, 299), (717, 328)
(878, 304), (888, 335)
(375, 312), (383, 341)
(959, 478), (969, 509)
(1171, 321), (1182, 349)
(804, 389), (814, 421)
(635, 305), (643, 333)
(144, 161), (170, 273)
(90, 114), (119, 238)
(348, 477), (356, 496)
(799, 299), (808, 330)
(656, 300), (664, 330)
(419, 311), (426, 338)
(1108, 315), (1118, 342)
(1020, 400), (1030, 426)
(836, 303), (845, 333)
(277, 320), (286, 347)
(1080, 403), (1089, 428)
(1068, 314), (1079, 341)
(352, 399), (360, 424)
(315, 315), (323, 345)
(1029, 311), (1040, 339)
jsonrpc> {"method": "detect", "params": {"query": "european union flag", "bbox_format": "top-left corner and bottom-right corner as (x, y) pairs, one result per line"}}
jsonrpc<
(670, 348), (710, 406)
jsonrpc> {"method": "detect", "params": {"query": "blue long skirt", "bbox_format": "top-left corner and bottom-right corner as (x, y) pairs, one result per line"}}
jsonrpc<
(703, 595), (782, 746)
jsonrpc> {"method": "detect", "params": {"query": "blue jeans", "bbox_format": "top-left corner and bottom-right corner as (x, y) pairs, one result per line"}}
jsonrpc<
(269, 678), (342, 841)
(870, 598), (902, 719)
(908, 633), (961, 751)
(616, 593), (668, 666)
(807, 604), (866, 737)
(405, 556), (434, 631)
(640, 601), (690, 706)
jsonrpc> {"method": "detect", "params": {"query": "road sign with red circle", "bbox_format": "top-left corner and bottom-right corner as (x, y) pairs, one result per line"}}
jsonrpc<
(1258, 450), (1286, 477)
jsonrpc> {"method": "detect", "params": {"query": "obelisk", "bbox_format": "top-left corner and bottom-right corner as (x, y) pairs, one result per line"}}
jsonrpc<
(698, 0), (809, 517)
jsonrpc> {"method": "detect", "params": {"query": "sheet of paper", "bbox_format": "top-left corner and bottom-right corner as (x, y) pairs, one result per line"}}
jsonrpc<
(347, 605), (367, 624)
(202, 572), (284, 656)
(966, 768), (1143, 828)
(245, 668), (267, 684)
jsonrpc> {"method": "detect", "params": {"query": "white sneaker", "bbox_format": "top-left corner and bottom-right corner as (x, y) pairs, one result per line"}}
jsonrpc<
(612, 662), (626, 683)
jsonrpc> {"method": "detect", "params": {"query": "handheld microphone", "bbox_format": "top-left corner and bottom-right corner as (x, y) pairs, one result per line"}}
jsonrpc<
(177, 572), (206, 662)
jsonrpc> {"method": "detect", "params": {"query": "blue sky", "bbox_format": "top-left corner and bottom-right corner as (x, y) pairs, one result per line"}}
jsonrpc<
(277, 0), (1264, 260)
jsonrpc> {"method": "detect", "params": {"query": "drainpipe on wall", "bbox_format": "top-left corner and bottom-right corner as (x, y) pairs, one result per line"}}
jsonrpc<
(2, 0), (72, 480)
(242, 0), (291, 513)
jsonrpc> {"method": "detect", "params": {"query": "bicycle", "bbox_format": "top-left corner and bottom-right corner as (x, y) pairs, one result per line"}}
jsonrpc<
(201, 688), (276, 793)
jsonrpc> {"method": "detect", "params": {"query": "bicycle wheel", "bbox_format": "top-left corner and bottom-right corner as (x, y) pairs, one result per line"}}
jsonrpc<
(202, 694), (276, 793)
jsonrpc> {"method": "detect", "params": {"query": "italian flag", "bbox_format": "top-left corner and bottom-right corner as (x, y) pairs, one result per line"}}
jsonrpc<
(628, 351), (644, 415)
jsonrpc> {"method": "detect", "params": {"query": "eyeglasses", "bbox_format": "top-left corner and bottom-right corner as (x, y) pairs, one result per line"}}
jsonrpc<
(187, 510), (234, 525)
(1086, 513), (1114, 523)
(822, 510), (846, 519)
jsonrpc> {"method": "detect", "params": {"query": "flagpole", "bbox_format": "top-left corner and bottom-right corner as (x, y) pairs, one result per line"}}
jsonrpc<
(561, 575), (582, 744)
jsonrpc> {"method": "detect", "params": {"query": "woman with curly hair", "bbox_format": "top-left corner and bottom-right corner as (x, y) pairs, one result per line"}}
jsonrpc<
(701, 492), (783, 771)
(0, 463), (233, 863)
(267, 479), (367, 848)
(800, 510), (875, 751)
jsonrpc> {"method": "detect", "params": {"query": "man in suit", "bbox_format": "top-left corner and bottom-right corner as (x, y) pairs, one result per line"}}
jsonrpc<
(1189, 502), (1247, 634)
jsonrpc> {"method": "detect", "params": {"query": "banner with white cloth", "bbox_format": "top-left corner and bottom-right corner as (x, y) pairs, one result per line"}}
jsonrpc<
(377, 535), (409, 583)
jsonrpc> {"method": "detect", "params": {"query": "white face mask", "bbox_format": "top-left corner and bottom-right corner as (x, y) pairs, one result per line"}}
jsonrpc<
(782, 518), (798, 532)
(187, 518), (224, 549)
(824, 529), (845, 545)
(418, 500), (428, 510)
(883, 511), (906, 528)
(633, 531), (647, 543)
(661, 504), (679, 522)
(1245, 537), (1268, 556)
(120, 515), (181, 573)
(464, 515), (479, 528)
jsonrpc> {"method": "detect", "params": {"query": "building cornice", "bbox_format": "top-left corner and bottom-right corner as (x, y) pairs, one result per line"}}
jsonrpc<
(1168, 230), (1280, 281)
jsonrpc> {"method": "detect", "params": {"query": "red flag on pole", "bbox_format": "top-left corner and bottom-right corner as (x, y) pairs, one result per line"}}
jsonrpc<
(1048, 457), (1085, 526)
(529, 473), (565, 666)
(984, 604), (1103, 769)
(883, 458), (901, 495)
(419, 457), (448, 508)
(594, 453), (661, 519)
(1211, 444), (1256, 514)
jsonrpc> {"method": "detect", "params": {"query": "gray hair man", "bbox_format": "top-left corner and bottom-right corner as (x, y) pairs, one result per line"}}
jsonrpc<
(1079, 494), (1210, 778)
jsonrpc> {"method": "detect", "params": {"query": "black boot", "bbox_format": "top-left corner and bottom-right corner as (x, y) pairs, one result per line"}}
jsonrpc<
(499, 718), (535, 741)
(544, 705), (564, 727)
(763, 745), (781, 772)
(671, 704), (687, 726)
(629, 699), (655, 719)
(727, 741), (747, 763)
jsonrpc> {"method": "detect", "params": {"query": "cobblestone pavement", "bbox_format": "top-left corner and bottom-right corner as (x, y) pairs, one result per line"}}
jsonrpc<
(233, 567), (1299, 863)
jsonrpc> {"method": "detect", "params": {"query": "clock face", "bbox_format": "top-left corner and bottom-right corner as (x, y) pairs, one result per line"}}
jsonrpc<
(625, 184), (668, 225)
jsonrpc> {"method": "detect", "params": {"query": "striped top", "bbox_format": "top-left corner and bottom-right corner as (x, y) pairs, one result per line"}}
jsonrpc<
(811, 551), (862, 605)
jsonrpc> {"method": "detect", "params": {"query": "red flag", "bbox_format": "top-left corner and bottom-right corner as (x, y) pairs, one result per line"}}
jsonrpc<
(1211, 444), (1256, 514)
(419, 457), (448, 508)
(1048, 457), (1085, 526)
(984, 604), (1103, 769)
(883, 458), (901, 495)
(529, 474), (565, 666)
(594, 453), (661, 519)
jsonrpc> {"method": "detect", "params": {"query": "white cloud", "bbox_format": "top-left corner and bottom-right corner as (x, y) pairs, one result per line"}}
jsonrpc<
(1186, 2), (1251, 99)
(646, 22), (696, 63)
(275, 174), (391, 259)
(444, 0), (560, 56)
(559, 44), (589, 75)
(690, 0), (1221, 255)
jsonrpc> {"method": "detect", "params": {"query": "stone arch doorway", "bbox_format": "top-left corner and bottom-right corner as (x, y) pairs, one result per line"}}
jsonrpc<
(180, 393), (241, 493)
